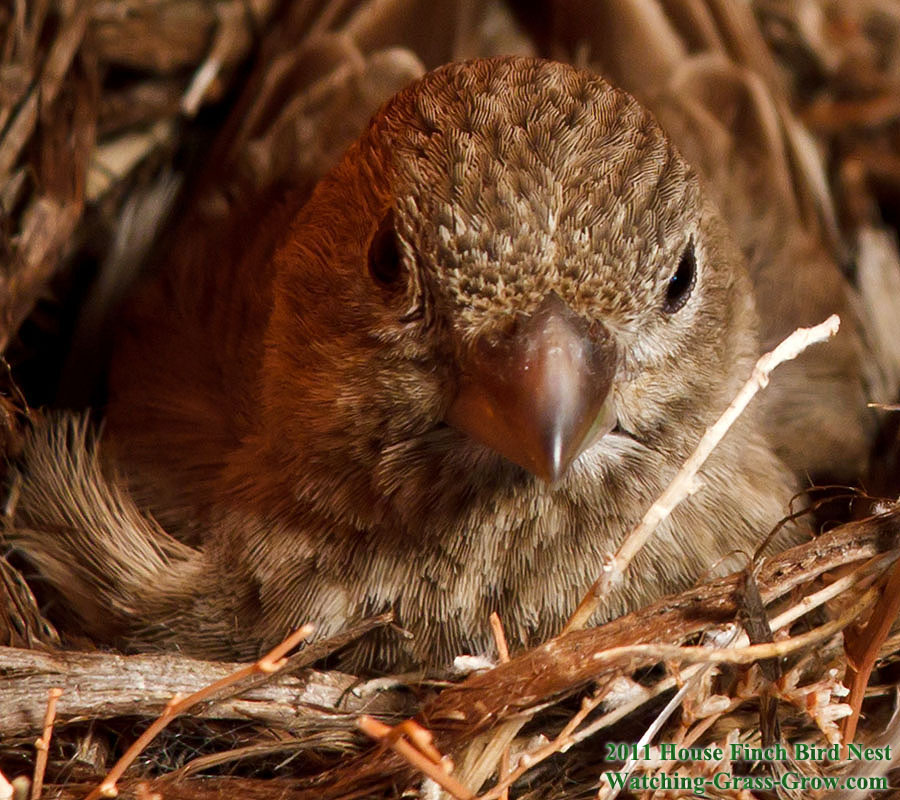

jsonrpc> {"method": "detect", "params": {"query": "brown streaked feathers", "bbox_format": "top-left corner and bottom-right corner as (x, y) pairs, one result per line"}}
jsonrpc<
(7, 56), (869, 669)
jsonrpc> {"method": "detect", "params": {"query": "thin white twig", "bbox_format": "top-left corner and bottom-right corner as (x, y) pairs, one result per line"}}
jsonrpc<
(770, 551), (899, 632)
(564, 314), (842, 634)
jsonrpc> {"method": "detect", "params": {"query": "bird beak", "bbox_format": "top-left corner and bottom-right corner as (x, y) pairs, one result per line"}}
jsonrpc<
(445, 294), (618, 483)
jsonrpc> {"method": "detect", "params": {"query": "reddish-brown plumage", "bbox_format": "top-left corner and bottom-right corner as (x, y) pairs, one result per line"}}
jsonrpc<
(9, 55), (870, 669)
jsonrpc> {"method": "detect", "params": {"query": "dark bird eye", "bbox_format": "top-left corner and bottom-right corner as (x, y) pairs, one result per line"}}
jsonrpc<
(663, 239), (696, 313)
(368, 209), (404, 287)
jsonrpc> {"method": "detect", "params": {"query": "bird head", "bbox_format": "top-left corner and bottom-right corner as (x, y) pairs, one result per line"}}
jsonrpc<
(261, 57), (758, 510)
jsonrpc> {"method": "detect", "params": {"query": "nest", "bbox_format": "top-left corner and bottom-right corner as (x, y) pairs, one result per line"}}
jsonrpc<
(2, 1), (900, 798)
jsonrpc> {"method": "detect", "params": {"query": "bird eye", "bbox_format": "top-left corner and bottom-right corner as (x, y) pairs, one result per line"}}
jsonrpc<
(367, 209), (404, 288)
(663, 238), (696, 313)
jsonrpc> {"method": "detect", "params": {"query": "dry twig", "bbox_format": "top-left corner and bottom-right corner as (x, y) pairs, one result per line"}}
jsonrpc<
(0, 613), (399, 739)
(841, 559), (900, 753)
(563, 314), (842, 634)
(83, 625), (313, 800)
(358, 716), (473, 800)
(488, 613), (511, 800)
(30, 688), (62, 800)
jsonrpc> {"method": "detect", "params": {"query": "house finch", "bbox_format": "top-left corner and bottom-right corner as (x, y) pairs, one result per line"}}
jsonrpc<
(10, 56), (868, 669)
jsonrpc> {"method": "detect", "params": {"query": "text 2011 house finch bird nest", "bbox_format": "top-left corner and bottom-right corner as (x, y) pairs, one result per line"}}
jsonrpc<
(3, 2), (900, 799)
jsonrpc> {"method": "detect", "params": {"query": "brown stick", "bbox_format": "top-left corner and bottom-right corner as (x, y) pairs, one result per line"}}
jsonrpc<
(30, 688), (62, 800)
(841, 558), (900, 753)
(1, 614), (401, 739)
(83, 625), (313, 800)
(357, 716), (474, 800)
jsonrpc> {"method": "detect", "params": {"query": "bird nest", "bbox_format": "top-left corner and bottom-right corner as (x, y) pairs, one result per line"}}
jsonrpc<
(3, 2), (900, 799)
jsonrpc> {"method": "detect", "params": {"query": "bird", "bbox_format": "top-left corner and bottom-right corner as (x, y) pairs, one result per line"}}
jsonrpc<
(6, 53), (871, 671)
